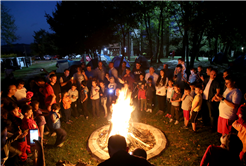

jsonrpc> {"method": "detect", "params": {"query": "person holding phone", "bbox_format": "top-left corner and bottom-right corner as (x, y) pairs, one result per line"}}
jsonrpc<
(48, 103), (67, 147)
(21, 105), (40, 153)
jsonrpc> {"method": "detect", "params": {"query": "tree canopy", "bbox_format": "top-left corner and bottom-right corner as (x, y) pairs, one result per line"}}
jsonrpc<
(1, 3), (19, 45)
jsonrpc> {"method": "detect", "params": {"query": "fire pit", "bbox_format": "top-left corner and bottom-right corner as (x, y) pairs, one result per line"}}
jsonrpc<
(88, 122), (167, 161)
(87, 87), (167, 161)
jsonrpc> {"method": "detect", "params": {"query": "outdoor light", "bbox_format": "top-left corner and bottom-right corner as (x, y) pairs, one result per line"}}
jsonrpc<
(242, 47), (244, 51)
(124, 47), (126, 53)
(104, 48), (107, 51)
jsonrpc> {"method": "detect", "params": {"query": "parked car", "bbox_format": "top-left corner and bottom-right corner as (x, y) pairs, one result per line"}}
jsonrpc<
(34, 56), (41, 60)
(51, 55), (61, 60)
(75, 54), (81, 59)
(43, 55), (51, 60)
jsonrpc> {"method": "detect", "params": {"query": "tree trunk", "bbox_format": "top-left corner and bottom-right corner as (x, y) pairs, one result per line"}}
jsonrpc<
(214, 35), (218, 56)
(159, 6), (164, 63)
(165, 27), (170, 58)
(144, 12), (153, 63)
(127, 30), (130, 60)
(156, 6), (162, 63)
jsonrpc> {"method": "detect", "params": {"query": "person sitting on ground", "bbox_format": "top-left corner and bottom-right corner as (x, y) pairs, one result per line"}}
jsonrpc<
(98, 135), (152, 166)
(200, 133), (242, 166)
(48, 103), (67, 147)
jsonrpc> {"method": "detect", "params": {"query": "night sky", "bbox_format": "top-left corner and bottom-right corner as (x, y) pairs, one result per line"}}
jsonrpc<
(2, 1), (60, 44)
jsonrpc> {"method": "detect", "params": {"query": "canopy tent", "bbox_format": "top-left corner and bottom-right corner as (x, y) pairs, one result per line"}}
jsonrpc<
(98, 54), (111, 64)
(56, 60), (81, 73)
(229, 54), (246, 70)
(211, 52), (228, 64)
(111, 56), (130, 69)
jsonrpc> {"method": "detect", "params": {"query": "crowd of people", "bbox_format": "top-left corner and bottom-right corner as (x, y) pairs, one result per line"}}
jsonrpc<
(1, 58), (246, 165)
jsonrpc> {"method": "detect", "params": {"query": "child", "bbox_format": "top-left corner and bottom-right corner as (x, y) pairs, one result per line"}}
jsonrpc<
(80, 80), (89, 119)
(91, 79), (100, 117)
(138, 84), (147, 112)
(21, 105), (40, 151)
(181, 87), (193, 129)
(138, 73), (146, 88)
(170, 84), (182, 125)
(48, 103), (67, 147)
(31, 101), (48, 144)
(190, 85), (203, 132)
(108, 77), (117, 105)
(8, 104), (32, 163)
(189, 83), (196, 98)
(197, 66), (203, 83)
(68, 84), (79, 119)
(188, 68), (197, 84)
(165, 80), (174, 118)
(146, 78), (155, 113)
(99, 81), (108, 118)
(62, 92), (72, 124)
(174, 58), (186, 76)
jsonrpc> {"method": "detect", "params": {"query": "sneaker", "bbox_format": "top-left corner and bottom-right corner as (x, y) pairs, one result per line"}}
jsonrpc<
(174, 120), (179, 125)
(26, 158), (33, 163)
(51, 132), (56, 137)
(165, 113), (170, 117)
(86, 116), (89, 120)
(66, 121), (71, 124)
(57, 142), (64, 147)
(169, 118), (173, 123)
(182, 126), (189, 129)
(44, 131), (49, 135)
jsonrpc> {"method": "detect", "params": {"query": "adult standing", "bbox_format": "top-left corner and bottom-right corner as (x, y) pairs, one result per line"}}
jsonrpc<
(108, 62), (118, 80)
(202, 69), (221, 130)
(73, 66), (88, 92)
(3, 84), (18, 107)
(36, 77), (56, 111)
(118, 61), (127, 78)
(155, 69), (168, 115)
(119, 67), (135, 91)
(132, 62), (145, 82)
(145, 67), (158, 86)
(163, 64), (173, 80)
(49, 74), (61, 104)
(94, 61), (106, 82)
(85, 65), (95, 90)
(215, 76), (242, 135)
(60, 69), (72, 93)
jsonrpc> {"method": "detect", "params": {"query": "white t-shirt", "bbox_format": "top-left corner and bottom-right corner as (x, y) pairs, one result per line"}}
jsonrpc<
(14, 87), (27, 101)
(203, 79), (212, 100)
(219, 88), (242, 120)
(166, 87), (174, 99)
(90, 86), (100, 100)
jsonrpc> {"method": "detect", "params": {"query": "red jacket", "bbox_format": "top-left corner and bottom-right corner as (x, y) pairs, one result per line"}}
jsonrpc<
(138, 89), (146, 100)
(21, 117), (40, 145)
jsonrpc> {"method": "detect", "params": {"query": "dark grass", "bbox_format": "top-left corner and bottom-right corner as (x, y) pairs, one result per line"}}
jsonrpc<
(41, 104), (221, 166)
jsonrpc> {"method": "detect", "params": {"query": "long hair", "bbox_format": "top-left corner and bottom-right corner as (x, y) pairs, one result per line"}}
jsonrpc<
(156, 69), (166, 87)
